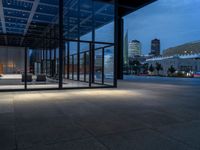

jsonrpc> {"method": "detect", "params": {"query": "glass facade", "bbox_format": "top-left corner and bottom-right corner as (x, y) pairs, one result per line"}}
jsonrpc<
(0, 0), (116, 91)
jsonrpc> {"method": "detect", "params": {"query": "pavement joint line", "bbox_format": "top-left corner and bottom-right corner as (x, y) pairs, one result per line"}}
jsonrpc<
(20, 136), (99, 150)
(53, 102), (111, 150)
(93, 127), (148, 138)
(148, 126), (199, 150)
(13, 98), (19, 150)
(71, 121), (112, 150)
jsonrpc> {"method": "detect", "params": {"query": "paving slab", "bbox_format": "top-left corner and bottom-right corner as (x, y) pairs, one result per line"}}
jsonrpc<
(0, 124), (15, 150)
(0, 79), (200, 150)
(98, 129), (195, 150)
(157, 120), (200, 149)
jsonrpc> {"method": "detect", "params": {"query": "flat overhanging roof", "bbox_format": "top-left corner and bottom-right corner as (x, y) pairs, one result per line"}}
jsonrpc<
(118, 0), (157, 17)
(0, 0), (156, 47)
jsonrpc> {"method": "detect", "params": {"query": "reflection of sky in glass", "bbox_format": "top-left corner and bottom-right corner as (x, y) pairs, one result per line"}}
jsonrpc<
(95, 22), (114, 43)
(66, 21), (114, 55)
(124, 0), (200, 55)
(80, 22), (114, 43)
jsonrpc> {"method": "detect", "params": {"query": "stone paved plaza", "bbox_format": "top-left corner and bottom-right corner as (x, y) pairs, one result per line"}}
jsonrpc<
(0, 78), (200, 150)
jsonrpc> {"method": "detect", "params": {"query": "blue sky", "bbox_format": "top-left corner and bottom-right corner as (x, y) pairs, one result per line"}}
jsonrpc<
(124, 0), (200, 55)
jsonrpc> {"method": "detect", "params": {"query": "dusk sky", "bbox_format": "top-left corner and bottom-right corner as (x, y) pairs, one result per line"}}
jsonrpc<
(124, 0), (200, 55)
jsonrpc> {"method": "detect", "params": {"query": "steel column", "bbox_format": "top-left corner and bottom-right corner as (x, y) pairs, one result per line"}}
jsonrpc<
(114, 0), (119, 87)
(77, 0), (80, 81)
(59, 0), (64, 89)
(102, 48), (105, 85)
(84, 52), (86, 82)
(67, 42), (70, 79)
(91, 1), (95, 83)
(117, 17), (124, 80)
(24, 47), (27, 89)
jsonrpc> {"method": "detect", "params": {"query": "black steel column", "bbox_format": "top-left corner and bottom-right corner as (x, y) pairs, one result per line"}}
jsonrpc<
(67, 6), (70, 80)
(63, 42), (66, 78)
(45, 36), (48, 75)
(24, 47), (27, 89)
(59, 0), (64, 89)
(42, 37), (45, 74)
(102, 48), (105, 85)
(114, 0), (119, 87)
(54, 47), (56, 76)
(84, 52), (86, 82)
(49, 30), (52, 77)
(72, 55), (74, 80)
(67, 42), (70, 79)
(89, 43), (92, 87)
(54, 26), (57, 77)
(91, 1), (95, 83)
(77, 0), (80, 81)
(117, 17), (124, 80)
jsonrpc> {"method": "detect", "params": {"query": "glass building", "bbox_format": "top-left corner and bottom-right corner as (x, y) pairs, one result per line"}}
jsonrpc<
(0, 0), (155, 91)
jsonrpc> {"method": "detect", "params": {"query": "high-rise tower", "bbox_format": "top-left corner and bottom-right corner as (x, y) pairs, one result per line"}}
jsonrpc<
(128, 40), (142, 57)
(150, 39), (160, 56)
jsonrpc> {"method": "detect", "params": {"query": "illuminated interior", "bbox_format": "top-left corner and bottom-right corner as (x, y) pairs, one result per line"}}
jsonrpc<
(0, 0), (155, 91)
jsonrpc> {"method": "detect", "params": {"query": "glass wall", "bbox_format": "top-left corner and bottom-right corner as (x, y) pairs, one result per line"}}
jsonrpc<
(26, 37), (59, 89)
(0, 45), (25, 90)
(0, 0), (116, 91)
(62, 0), (115, 88)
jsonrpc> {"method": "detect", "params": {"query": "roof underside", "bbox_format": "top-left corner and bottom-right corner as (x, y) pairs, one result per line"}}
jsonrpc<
(118, 0), (156, 16)
(0, 0), (155, 48)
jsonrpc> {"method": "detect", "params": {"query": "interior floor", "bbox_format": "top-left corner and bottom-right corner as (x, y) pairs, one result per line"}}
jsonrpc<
(0, 74), (105, 90)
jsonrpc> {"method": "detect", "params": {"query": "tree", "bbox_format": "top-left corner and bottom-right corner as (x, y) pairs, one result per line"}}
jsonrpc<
(168, 65), (176, 76)
(155, 62), (163, 75)
(149, 64), (155, 74)
(129, 60), (141, 75)
(129, 59), (140, 66)
(142, 63), (149, 74)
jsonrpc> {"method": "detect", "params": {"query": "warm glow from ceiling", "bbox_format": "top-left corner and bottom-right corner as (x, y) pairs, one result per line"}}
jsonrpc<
(13, 89), (143, 102)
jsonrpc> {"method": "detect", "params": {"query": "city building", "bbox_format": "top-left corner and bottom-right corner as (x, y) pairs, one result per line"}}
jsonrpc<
(0, 0), (156, 91)
(128, 40), (142, 57)
(149, 38), (160, 56)
(146, 54), (200, 76)
(163, 41), (200, 56)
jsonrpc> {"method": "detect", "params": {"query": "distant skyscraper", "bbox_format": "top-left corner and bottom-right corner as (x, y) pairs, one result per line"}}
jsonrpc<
(128, 40), (142, 57)
(123, 31), (129, 65)
(150, 39), (160, 56)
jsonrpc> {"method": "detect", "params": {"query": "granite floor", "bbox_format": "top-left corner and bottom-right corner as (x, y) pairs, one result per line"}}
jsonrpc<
(0, 79), (200, 150)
